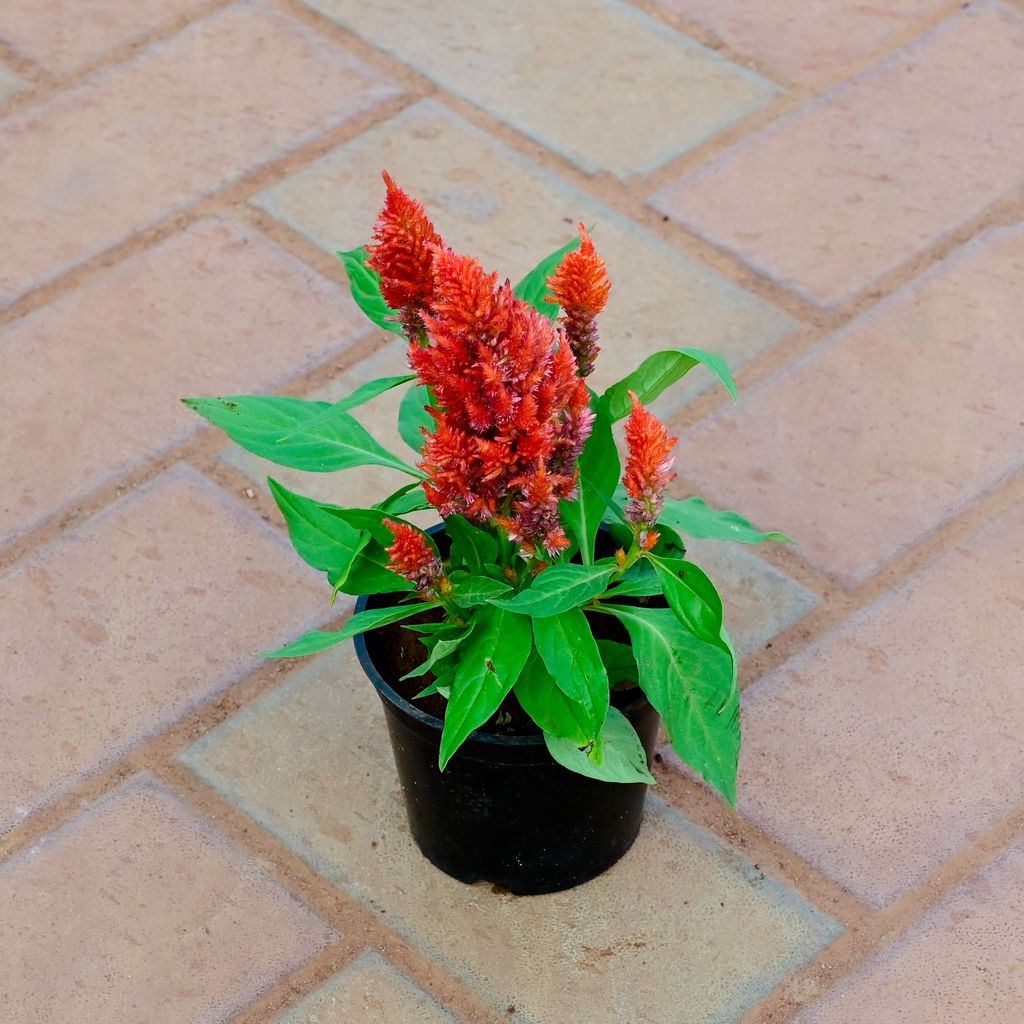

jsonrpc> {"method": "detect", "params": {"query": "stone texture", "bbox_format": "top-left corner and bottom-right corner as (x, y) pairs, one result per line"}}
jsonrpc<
(679, 224), (1024, 586)
(222, 337), (439, 533)
(0, 215), (367, 546)
(0, 62), (26, 100)
(795, 841), (1024, 1023)
(736, 500), (1024, 907)
(297, 0), (776, 179)
(0, 467), (328, 833)
(0, 775), (335, 1024)
(656, 0), (948, 85)
(651, 3), (1024, 306)
(182, 645), (841, 1024)
(0, 0), (398, 303)
(276, 950), (460, 1024)
(684, 539), (818, 660)
(0, 0), (209, 76)
(255, 99), (793, 410)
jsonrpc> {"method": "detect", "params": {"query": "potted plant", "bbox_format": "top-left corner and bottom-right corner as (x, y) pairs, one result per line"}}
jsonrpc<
(184, 173), (789, 894)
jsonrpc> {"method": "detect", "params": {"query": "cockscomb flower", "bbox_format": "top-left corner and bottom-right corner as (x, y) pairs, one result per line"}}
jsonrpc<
(384, 519), (444, 595)
(546, 224), (610, 378)
(367, 171), (445, 338)
(408, 245), (592, 557)
(623, 391), (677, 550)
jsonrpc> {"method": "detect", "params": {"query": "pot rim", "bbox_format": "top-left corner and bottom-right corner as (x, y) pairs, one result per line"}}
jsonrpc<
(353, 590), (651, 750)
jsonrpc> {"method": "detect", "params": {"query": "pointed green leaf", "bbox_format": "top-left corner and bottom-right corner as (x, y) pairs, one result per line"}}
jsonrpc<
(445, 515), (499, 575)
(439, 607), (532, 769)
(262, 603), (426, 658)
(489, 563), (615, 617)
(562, 397), (618, 564)
(402, 623), (474, 680)
(513, 650), (594, 745)
(544, 706), (655, 785)
(275, 375), (415, 443)
(603, 348), (737, 422)
(337, 246), (404, 335)
(451, 575), (512, 607)
(600, 604), (739, 804)
(606, 559), (661, 598)
(398, 383), (434, 454)
(648, 554), (728, 651)
(597, 638), (640, 687)
(533, 609), (608, 737)
(267, 478), (363, 575)
(182, 395), (423, 477)
(513, 236), (582, 319)
(660, 496), (791, 545)
(377, 482), (432, 516)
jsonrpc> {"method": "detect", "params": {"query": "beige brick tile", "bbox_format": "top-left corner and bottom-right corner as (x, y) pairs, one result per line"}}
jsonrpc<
(651, 3), (1024, 306)
(0, 0), (399, 303)
(795, 841), (1024, 1022)
(297, 0), (776, 179)
(655, 0), (948, 85)
(0, 215), (366, 545)
(255, 99), (794, 410)
(276, 950), (460, 1024)
(0, 467), (327, 833)
(182, 646), (841, 1024)
(0, 775), (335, 1024)
(0, 0), (209, 76)
(0, 61), (26, 100)
(736, 500), (1024, 906)
(679, 224), (1024, 586)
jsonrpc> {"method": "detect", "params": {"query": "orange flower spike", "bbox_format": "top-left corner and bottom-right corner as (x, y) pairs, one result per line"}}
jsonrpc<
(623, 391), (677, 546)
(547, 224), (611, 377)
(367, 171), (444, 337)
(384, 519), (443, 595)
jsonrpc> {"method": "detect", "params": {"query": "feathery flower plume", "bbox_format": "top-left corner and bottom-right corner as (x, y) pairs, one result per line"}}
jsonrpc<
(623, 392), (677, 550)
(546, 224), (610, 377)
(384, 519), (444, 595)
(367, 171), (445, 339)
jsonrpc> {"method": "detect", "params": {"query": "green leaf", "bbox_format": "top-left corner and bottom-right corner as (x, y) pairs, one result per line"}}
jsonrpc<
(600, 604), (739, 804)
(597, 638), (639, 687)
(607, 561), (663, 598)
(544, 706), (655, 785)
(337, 246), (404, 335)
(182, 395), (423, 478)
(562, 397), (618, 564)
(439, 607), (532, 769)
(648, 554), (729, 651)
(533, 608), (609, 739)
(378, 483), (432, 516)
(660, 496), (791, 545)
(603, 348), (737, 422)
(451, 575), (512, 608)
(402, 622), (473, 680)
(262, 603), (425, 658)
(445, 515), (498, 575)
(398, 383), (434, 454)
(513, 236), (582, 319)
(276, 376), (415, 443)
(513, 650), (594, 745)
(267, 478), (363, 575)
(489, 563), (615, 617)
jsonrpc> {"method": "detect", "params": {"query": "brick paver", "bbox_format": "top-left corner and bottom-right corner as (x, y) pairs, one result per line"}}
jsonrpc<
(0, 61), (25, 100)
(678, 223), (1024, 586)
(0, 215), (366, 545)
(0, 0), (210, 76)
(735, 500), (1024, 906)
(651, 2), (1024, 306)
(655, 0), (948, 85)
(182, 647), (841, 1024)
(276, 950), (461, 1024)
(297, 1), (776, 179)
(255, 99), (794, 408)
(4, 0), (1023, 1020)
(0, 468), (327, 833)
(795, 841), (1024, 1023)
(0, 0), (398, 303)
(0, 775), (335, 1024)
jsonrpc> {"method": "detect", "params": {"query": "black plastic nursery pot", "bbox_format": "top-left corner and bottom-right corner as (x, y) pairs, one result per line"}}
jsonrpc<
(354, 587), (660, 896)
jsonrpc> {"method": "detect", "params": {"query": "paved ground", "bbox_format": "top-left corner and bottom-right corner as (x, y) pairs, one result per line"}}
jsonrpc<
(1, 1), (1022, 1021)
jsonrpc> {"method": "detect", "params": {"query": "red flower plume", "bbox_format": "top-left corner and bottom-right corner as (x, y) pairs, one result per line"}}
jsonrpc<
(623, 392), (677, 549)
(384, 519), (443, 594)
(367, 171), (444, 337)
(546, 224), (610, 377)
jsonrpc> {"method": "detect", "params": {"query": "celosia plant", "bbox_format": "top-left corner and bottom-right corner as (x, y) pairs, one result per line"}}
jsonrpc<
(184, 173), (789, 804)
